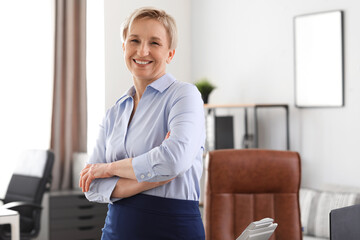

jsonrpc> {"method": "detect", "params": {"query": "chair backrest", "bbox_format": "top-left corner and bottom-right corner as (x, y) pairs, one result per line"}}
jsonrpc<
(204, 149), (302, 240)
(330, 204), (360, 240)
(2, 150), (54, 238)
(4, 150), (54, 205)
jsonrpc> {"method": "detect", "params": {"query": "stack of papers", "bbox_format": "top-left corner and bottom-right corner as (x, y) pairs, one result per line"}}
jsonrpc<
(236, 218), (278, 240)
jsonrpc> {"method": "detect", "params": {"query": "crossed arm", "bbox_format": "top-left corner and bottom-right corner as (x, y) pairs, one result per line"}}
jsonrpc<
(79, 132), (172, 199)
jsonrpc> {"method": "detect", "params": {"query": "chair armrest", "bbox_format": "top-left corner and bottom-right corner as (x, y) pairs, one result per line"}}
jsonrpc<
(0, 201), (42, 210)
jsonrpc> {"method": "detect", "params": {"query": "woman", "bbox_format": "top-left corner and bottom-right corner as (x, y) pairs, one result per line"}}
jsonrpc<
(79, 7), (206, 240)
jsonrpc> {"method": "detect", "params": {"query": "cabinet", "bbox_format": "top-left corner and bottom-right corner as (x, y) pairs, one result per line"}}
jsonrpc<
(36, 190), (108, 240)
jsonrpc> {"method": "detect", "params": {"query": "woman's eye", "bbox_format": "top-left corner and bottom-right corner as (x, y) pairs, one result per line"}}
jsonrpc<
(130, 39), (139, 43)
(151, 42), (160, 45)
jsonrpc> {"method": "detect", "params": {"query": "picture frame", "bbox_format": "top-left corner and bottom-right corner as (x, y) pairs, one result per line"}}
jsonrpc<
(294, 10), (344, 108)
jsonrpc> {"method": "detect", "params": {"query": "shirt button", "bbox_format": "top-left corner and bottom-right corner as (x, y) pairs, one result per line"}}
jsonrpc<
(140, 175), (145, 179)
(147, 173), (152, 177)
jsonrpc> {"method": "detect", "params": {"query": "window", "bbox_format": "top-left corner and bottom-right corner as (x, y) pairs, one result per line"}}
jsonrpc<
(0, 0), (54, 196)
(86, 1), (105, 154)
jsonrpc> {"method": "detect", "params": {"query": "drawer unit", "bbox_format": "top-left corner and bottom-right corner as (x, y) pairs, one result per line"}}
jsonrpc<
(48, 191), (108, 240)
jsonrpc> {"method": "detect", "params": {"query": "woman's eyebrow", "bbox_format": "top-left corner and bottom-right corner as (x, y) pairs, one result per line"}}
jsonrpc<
(150, 37), (163, 42)
(128, 34), (163, 42)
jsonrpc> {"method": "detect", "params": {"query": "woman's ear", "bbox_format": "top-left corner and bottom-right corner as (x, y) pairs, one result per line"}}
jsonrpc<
(166, 50), (175, 64)
(122, 42), (125, 52)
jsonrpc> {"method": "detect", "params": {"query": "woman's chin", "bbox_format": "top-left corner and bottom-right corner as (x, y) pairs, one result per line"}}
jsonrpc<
(132, 72), (164, 83)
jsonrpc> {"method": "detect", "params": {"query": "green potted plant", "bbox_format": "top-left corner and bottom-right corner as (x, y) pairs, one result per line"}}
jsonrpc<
(194, 78), (216, 104)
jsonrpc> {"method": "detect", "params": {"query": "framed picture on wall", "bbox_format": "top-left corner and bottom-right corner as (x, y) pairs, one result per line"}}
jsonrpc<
(294, 10), (344, 108)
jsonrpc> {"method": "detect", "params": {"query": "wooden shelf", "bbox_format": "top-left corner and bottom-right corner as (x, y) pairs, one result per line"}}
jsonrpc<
(204, 103), (288, 109)
(204, 103), (290, 150)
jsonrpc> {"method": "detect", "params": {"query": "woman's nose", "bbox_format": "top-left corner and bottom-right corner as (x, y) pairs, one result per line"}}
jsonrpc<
(138, 43), (149, 57)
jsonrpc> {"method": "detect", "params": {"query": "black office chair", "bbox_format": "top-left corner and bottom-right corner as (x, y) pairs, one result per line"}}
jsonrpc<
(0, 150), (54, 240)
(330, 204), (360, 240)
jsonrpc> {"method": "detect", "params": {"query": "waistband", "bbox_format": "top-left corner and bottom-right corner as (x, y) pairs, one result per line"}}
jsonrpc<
(113, 194), (200, 216)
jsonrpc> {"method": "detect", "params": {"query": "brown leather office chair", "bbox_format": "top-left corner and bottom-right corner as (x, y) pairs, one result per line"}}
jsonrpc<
(204, 149), (302, 240)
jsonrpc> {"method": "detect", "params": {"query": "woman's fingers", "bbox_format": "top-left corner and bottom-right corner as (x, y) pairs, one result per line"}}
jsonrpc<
(79, 165), (90, 188)
(81, 173), (87, 192)
(79, 172), (93, 192)
(79, 163), (111, 192)
(165, 131), (170, 140)
(85, 175), (94, 192)
(79, 165), (92, 192)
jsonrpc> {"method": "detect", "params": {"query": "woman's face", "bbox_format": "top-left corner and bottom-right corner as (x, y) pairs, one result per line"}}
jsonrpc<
(123, 18), (175, 84)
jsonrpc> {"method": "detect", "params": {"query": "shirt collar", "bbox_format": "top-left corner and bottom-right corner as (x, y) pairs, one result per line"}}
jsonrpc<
(147, 73), (176, 93)
(116, 73), (176, 105)
(116, 87), (134, 105)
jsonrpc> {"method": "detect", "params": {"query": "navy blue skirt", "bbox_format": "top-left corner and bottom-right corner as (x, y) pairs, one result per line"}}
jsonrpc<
(101, 194), (205, 240)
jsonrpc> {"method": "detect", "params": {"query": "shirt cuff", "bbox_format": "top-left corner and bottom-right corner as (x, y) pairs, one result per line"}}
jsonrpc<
(84, 177), (120, 204)
(132, 153), (156, 182)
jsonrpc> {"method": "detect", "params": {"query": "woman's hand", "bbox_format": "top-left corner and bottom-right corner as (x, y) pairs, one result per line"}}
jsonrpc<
(79, 163), (112, 192)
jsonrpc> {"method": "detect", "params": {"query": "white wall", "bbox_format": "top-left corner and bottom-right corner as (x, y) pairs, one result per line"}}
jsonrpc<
(191, 0), (360, 190)
(104, 0), (192, 108)
(104, 0), (360, 190)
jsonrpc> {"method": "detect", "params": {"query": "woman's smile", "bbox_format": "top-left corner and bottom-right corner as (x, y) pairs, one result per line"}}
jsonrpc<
(133, 59), (153, 65)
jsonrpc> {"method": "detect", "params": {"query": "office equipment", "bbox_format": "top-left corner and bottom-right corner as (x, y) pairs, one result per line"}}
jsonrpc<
(0, 150), (54, 240)
(236, 218), (278, 240)
(215, 116), (234, 149)
(330, 204), (360, 240)
(204, 149), (302, 240)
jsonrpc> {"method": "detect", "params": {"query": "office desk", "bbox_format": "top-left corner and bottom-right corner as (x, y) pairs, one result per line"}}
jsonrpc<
(0, 208), (20, 240)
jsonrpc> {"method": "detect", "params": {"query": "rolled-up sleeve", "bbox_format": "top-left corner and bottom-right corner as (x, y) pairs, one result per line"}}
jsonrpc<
(85, 177), (119, 203)
(132, 84), (205, 182)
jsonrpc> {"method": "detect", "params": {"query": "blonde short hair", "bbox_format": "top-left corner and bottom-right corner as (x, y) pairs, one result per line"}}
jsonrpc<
(121, 7), (178, 50)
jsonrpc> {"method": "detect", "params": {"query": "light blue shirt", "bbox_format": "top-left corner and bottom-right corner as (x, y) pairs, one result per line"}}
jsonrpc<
(85, 73), (205, 204)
